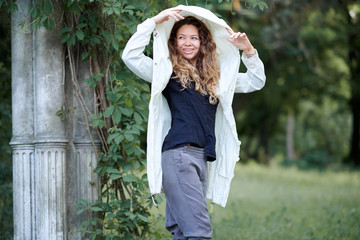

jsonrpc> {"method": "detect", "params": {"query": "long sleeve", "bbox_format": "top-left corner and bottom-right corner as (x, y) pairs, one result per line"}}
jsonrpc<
(121, 18), (156, 83)
(234, 50), (266, 93)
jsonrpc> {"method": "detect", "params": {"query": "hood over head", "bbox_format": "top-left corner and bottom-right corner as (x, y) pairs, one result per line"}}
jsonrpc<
(155, 5), (240, 69)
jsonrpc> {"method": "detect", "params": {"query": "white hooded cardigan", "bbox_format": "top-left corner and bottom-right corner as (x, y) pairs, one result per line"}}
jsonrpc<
(122, 5), (266, 207)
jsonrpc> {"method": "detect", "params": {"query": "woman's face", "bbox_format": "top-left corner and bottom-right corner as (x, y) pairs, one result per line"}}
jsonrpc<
(176, 24), (200, 65)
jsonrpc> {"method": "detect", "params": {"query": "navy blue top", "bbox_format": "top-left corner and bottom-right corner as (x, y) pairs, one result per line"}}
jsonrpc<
(162, 72), (218, 161)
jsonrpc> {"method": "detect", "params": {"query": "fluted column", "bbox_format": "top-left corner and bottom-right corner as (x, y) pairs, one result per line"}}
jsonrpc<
(10, 0), (34, 238)
(12, 145), (34, 239)
(66, 61), (101, 239)
(32, 0), (67, 237)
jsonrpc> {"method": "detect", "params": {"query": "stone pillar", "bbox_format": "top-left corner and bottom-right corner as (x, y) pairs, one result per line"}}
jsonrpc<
(10, 0), (100, 239)
(66, 61), (101, 239)
(10, 0), (35, 238)
(32, 1), (68, 238)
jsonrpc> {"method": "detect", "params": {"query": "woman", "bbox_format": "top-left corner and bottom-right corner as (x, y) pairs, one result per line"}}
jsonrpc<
(122, 5), (266, 239)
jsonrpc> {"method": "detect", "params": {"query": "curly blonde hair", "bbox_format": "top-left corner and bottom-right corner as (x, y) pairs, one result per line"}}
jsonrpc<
(168, 16), (220, 104)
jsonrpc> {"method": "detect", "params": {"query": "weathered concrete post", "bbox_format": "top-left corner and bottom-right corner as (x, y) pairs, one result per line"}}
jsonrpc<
(66, 60), (101, 239)
(10, 0), (35, 238)
(10, 0), (100, 239)
(32, 0), (68, 238)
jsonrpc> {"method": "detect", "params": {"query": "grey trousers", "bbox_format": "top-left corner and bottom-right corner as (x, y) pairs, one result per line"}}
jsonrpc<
(162, 146), (212, 240)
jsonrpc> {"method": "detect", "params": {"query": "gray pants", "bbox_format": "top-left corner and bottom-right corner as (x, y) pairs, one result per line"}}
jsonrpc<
(162, 146), (212, 240)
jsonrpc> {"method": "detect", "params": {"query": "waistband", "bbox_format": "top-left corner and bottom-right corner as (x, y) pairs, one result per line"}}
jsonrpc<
(182, 144), (204, 159)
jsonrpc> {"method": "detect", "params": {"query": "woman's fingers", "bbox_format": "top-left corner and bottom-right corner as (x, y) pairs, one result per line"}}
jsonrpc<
(226, 27), (249, 40)
(226, 28), (234, 35)
(161, 9), (183, 22)
(169, 11), (184, 21)
(226, 29), (252, 50)
(240, 32), (247, 39)
(152, 9), (183, 24)
(231, 32), (247, 40)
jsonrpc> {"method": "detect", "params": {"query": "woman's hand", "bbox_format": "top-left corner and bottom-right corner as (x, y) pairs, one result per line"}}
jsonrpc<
(151, 9), (184, 24)
(226, 28), (256, 57)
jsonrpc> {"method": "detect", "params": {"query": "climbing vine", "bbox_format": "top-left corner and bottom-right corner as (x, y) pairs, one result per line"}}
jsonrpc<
(58, 1), (161, 238)
(1, 0), (267, 238)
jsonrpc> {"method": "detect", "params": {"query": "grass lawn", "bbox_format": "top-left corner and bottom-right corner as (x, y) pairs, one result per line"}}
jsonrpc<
(149, 162), (360, 240)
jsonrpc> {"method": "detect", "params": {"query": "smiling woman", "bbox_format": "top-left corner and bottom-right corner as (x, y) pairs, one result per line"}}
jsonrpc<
(121, 5), (266, 239)
(176, 25), (200, 64)
(168, 16), (220, 105)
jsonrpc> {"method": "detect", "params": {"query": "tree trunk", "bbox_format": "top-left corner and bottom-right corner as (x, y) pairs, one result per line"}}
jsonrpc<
(349, 99), (360, 166)
(286, 111), (296, 160)
(344, 0), (360, 166)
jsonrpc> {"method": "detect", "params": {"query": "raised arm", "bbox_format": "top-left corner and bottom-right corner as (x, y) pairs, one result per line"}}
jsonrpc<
(235, 51), (266, 93)
(121, 19), (156, 83)
(122, 9), (183, 83)
(226, 28), (266, 93)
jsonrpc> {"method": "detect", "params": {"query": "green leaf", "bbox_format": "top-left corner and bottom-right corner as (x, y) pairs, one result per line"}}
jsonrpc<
(102, 31), (112, 39)
(124, 133), (134, 142)
(107, 132), (118, 143)
(133, 161), (141, 170)
(60, 27), (71, 34)
(123, 174), (136, 183)
(137, 213), (149, 222)
(76, 30), (85, 40)
(78, 199), (88, 205)
(77, 23), (87, 29)
(76, 209), (86, 215)
(90, 35), (101, 45)
(106, 167), (121, 174)
(125, 128), (140, 135)
(133, 124), (145, 132)
(90, 207), (103, 212)
(119, 107), (133, 117)
(114, 7), (120, 15)
(93, 119), (105, 128)
(112, 38), (119, 51)
(124, 95), (133, 107)
(69, 33), (76, 46)
(68, 1), (82, 14)
(114, 31), (123, 41)
(124, 5), (135, 10)
(84, 77), (96, 88)
(258, 2), (268, 11)
(81, 52), (90, 61)
(109, 173), (122, 180)
(61, 33), (69, 44)
(114, 135), (124, 145)
(104, 106), (115, 118)
(103, 7), (113, 15)
(107, 91), (117, 103)
(43, 0), (54, 13)
(113, 107), (122, 124)
(107, 213), (116, 219)
(124, 164), (132, 173)
(134, 112), (142, 123)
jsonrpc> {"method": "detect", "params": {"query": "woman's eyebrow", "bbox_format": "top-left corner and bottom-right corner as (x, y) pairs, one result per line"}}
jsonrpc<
(178, 33), (199, 36)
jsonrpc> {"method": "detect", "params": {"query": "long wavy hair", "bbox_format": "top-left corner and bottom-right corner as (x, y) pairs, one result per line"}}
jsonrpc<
(168, 16), (220, 104)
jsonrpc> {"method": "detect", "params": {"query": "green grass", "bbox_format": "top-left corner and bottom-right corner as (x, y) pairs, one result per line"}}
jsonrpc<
(149, 162), (360, 240)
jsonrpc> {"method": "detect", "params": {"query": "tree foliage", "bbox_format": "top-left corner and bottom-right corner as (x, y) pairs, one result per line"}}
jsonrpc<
(216, 0), (359, 167)
(0, 5), (13, 238)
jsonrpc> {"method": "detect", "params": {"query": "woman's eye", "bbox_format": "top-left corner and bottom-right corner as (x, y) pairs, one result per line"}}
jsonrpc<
(192, 37), (198, 40)
(178, 36), (184, 39)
